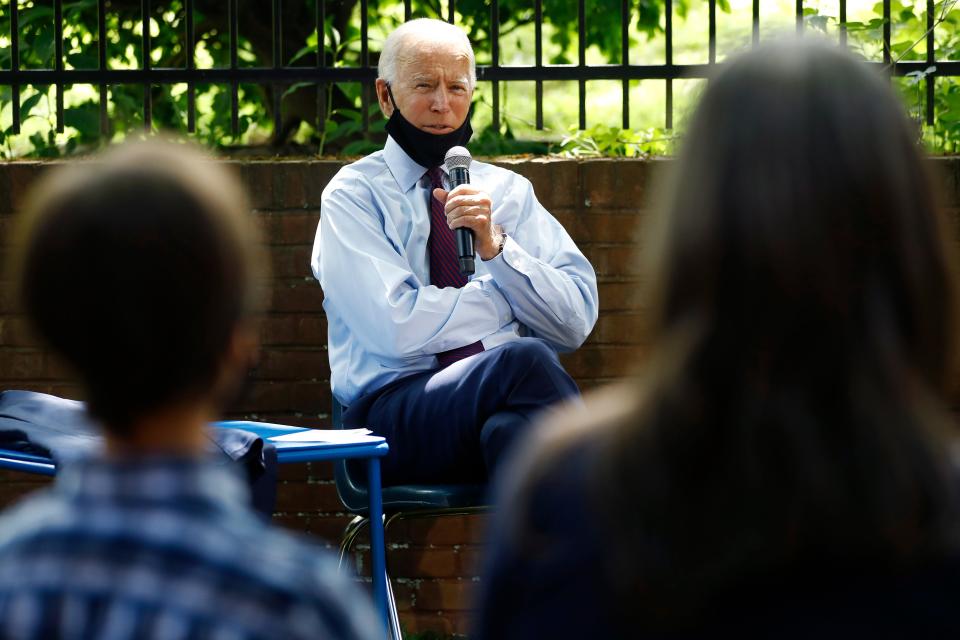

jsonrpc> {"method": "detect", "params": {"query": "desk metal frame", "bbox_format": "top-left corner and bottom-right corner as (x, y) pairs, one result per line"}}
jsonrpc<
(0, 420), (392, 634)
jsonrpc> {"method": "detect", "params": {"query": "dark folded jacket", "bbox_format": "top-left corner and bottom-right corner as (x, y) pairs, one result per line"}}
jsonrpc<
(0, 390), (277, 516)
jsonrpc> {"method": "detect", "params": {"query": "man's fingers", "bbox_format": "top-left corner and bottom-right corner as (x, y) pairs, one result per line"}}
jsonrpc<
(448, 214), (490, 230)
(432, 188), (449, 204)
(444, 192), (491, 213)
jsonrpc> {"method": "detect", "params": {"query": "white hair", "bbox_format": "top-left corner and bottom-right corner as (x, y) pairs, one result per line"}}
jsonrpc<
(378, 18), (477, 89)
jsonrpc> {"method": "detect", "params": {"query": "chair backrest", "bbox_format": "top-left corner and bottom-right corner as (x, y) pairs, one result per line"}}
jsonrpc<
(331, 396), (371, 513)
(330, 390), (489, 515)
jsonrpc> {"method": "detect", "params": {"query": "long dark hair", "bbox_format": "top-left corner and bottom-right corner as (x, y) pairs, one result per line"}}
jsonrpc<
(598, 38), (960, 622)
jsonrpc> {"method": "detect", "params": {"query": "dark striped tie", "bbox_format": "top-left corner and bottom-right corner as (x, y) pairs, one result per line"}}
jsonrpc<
(427, 166), (485, 368)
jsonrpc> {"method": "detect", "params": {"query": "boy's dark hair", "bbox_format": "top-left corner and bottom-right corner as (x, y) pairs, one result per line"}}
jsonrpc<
(12, 139), (265, 435)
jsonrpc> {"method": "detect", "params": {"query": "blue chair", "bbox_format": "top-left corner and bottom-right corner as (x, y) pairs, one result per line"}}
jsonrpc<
(332, 398), (488, 639)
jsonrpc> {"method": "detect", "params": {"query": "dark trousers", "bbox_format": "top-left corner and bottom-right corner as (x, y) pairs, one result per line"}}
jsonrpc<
(343, 339), (580, 485)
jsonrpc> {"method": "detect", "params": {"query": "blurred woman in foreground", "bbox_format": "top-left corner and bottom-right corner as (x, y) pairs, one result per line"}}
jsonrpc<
(476, 38), (960, 638)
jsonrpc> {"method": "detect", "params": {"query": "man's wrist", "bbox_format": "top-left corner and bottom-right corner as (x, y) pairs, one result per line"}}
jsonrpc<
(481, 232), (506, 261)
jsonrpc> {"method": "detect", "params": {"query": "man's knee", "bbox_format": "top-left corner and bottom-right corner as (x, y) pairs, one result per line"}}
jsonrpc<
(494, 339), (579, 402)
(497, 338), (560, 370)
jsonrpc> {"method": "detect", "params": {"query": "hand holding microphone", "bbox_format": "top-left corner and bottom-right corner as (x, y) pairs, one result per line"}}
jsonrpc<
(434, 147), (502, 276)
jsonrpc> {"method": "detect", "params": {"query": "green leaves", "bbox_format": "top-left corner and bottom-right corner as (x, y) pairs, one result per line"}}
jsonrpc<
(558, 123), (674, 158)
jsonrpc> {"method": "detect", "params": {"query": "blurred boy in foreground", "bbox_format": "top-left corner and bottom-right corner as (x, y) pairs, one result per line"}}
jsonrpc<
(0, 140), (380, 640)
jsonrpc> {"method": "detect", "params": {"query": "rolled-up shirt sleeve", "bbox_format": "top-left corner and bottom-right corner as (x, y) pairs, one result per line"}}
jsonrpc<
(314, 175), (515, 362)
(484, 176), (599, 351)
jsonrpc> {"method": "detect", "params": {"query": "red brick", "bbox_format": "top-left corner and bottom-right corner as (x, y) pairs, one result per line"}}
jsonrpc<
(560, 345), (644, 379)
(499, 158), (579, 209)
(456, 545), (484, 575)
(273, 162), (309, 209)
(388, 581), (417, 612)
(412, 578), (478, 611)
(594, 312), (647, 345)
(0, 317), (41, 347)
(0, 350), (47, 380)
(257, 211), (320, 245)
(269, 280), (325, 313)
(586, 245), (643, 278)
(274, 479), (344, 513)
(0, 170), (12, 214)
(268, 245), (314, 279)
(228, 380), (330, 413)
(6, 163), (48, 212)
(581, 158), (651, 209)
(273, 512), (352, 545)
(240, 163), (276, 210)
(257, 348), (328, 380)
(259, 315), (326, 347)
(582, 210), (645, 243)
(388, 514), (489, 546)
(221, 411), (331, 430)
(398, 611), (464, 636)
(387, 547), (460, 579)
(597, 280), (645, 312)
(302, 161), (343, 207)
(276, 462), (311, 481)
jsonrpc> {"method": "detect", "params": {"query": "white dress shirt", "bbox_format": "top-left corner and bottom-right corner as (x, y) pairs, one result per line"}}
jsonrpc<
(312, 136), (599, 406)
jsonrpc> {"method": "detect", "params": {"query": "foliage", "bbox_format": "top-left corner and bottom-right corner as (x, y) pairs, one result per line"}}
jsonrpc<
(557, 123), (675, 158)
(3, 0), (960, 157)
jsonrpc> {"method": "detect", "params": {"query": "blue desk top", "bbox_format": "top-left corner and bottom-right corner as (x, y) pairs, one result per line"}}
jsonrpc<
(0, 421), (388, 474)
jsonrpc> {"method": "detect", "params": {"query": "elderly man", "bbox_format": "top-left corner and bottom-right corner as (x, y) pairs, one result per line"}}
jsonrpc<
(312, 18), (598, 484)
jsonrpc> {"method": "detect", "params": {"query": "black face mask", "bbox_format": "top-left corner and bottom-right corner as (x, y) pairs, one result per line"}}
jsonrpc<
(384, 85), (473, 169)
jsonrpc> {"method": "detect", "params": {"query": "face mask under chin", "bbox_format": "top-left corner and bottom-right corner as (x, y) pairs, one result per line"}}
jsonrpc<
(384, 85), (474, 169)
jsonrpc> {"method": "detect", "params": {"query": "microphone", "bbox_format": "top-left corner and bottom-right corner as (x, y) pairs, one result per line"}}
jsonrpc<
(444, 146), (475, 276)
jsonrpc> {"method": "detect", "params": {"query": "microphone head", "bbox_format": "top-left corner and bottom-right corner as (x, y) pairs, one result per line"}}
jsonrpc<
(444, 146), (472, 172)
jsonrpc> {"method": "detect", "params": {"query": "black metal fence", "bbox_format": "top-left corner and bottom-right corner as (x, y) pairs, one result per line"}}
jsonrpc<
(0, 0), (956, 141)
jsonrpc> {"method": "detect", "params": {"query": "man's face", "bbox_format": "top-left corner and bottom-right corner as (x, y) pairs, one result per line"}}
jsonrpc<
(376, 39), (473, 134)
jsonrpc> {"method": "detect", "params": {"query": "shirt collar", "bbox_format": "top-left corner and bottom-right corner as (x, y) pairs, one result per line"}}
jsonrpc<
(55, 455), (250, 514)
(383, 135), (447, 193)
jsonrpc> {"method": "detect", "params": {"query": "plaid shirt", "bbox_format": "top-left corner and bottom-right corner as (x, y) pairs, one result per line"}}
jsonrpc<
(0, 456), (381, 640)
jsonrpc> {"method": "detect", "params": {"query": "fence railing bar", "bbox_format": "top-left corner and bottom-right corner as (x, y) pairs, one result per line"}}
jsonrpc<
(186, 0), (196, 133)
(11, 0), (19, 134)
(796, 0), (803, 33)
(491, 0), (501, 132)
(142, 0), (152, 131)
(578, 0), (585, 129)
(839, 0), (847, 46)
(273, 0), (283, 138)
(55, 0), (64, 132)
(621, 0), (629, 129)
(229, 0), (239, 135)
(883, 0), (891, 64)
(361, 0), (370, 136)
(3, 58), (955, 85)
(97, 0), (107, 135)
(927, 0), (935, 125)
(535, 0), (543, 130)
(708, 0), (716, 64)
(753, 0), (759, 45)
(403, 0), (411, 21)
(317, 0), (326, 130)
(666, 0), (673, 129)
(17, 59), (960, 85)
(448, 0), (455, 24)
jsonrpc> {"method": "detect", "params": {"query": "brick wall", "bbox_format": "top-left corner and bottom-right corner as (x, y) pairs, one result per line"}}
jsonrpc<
(2, 156), (956, 635)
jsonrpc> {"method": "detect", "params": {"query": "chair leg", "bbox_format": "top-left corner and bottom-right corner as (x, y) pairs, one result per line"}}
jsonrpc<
(386, 573), (403, 640)
(339, 513), (403, 637)
(338, 515), (369, 571)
